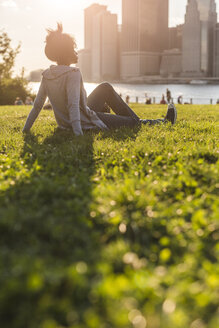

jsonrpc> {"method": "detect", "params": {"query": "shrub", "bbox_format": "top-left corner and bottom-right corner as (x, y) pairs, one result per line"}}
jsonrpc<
(0, 76), (31, 105)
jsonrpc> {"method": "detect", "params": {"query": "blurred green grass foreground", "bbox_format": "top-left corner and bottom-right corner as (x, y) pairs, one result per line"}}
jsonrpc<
(0, 104), (219, 328)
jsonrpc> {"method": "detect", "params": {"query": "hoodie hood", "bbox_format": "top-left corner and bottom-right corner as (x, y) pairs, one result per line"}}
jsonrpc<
(42, 65), (79, 80)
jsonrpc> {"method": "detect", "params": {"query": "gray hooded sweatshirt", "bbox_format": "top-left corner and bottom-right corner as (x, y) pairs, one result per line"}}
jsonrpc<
(23, 65), (107, 136)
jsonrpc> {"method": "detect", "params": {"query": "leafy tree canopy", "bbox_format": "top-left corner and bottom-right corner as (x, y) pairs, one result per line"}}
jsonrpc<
(0, 30), (20, 79)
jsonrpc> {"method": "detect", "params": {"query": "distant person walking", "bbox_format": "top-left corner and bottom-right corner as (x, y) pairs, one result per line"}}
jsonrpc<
(177, 95), (183, 104)
(125, 95), (130, 104)
(23, 23), (177, 135)
(166, 88), (172, 104)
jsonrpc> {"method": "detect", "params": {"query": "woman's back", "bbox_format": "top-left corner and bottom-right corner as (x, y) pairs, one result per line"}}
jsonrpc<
(42, 65), (80, 128)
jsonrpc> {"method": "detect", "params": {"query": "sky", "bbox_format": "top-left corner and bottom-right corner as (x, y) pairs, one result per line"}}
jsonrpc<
(0, 0), (218, 74)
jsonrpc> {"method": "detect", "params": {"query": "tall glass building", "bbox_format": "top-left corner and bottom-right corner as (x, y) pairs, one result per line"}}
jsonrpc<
(182, 0), (217, 76)
(198, 0), (217, 74)
(79, 4), (119, 82)
(121, 0), (169, 78)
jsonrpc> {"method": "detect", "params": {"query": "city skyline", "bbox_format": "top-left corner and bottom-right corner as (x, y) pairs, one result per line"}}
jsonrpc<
(1, 0), (217, 74)
(1, 0), (219, 75)
(79, 0), (219, 81)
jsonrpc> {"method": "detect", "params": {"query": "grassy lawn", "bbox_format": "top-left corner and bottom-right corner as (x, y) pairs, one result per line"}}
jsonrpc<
(0, 104), (219, 328)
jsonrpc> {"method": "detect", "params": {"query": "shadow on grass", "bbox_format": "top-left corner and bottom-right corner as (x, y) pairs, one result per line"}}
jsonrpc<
(0, 125), (142, 328)
(0, 129), (103, 327)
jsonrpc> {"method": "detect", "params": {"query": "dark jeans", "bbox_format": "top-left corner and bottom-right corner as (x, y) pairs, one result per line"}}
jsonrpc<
(87, 82), (161, 129)
(87, 83), (163, 129)
(87, 83), (139, 129)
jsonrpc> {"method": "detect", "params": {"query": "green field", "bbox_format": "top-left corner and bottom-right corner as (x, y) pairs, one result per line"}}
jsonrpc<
(0, 104), (219, 328)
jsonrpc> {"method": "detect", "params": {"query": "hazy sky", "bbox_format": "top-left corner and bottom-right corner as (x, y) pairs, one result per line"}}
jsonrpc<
(0, 0), (218, 74)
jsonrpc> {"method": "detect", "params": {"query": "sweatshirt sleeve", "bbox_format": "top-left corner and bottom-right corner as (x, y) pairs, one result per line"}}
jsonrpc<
(66, 70), (83, 136)
(22, 79), (47, 132)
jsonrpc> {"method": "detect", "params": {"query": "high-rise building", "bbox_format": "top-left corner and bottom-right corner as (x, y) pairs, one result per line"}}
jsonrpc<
(160, 25), (183, 78)
(91, 10), (118, 81)
(78, 4), (119, 82)
(169, 25), (183, 50)
(77, 49), (91, 81)
(78, 4), (107, 81)
(214, 23), (219, 77)
(182, 0), (201, 76)
(121, 0), (169, 78)
(84, 4), (107, 50)
(182, 0), (217, 76)
(160, 49), (182, 77)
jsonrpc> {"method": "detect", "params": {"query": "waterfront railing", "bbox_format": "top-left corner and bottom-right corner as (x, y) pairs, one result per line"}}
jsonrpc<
(121, 96), (219, 105)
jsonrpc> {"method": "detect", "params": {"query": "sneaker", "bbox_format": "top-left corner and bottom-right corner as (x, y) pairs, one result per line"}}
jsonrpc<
(164, 103), (177, 125)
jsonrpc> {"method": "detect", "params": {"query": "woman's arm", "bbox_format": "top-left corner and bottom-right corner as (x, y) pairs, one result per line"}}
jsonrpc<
(66, 70), (83, 136)
(22, 80), (47, 132)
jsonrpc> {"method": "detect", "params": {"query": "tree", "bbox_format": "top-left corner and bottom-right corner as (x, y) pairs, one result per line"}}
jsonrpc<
(0, 30), (20, 79)
(0, 30), (32, 105)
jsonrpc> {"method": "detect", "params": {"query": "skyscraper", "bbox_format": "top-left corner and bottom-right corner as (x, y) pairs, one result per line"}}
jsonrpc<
(121, 0), (169, 78)
(214, 23), (219, 77)
(84, 4), (107, 50)
(91, 10), (118, 81)
(78, 4), (119, 82)
(169, 25), (183, 50)
(182, 0), (201, 76)
(182, 0), (217, 76)
(78, 4), (107, 81)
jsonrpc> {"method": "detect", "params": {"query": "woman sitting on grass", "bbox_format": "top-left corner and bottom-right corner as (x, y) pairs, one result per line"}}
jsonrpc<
(23, 24), (177, 135)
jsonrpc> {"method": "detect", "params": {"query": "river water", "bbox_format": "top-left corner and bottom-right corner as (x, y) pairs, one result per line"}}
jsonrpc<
(29, 82), (219, 105)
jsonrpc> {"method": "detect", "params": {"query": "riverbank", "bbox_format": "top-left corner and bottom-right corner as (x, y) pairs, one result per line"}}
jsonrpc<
(92, 77), (219, 85)
(29, 81), (219, 105)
